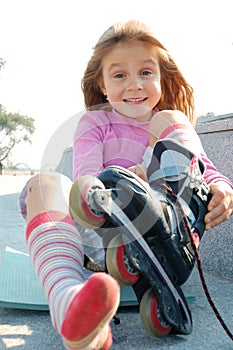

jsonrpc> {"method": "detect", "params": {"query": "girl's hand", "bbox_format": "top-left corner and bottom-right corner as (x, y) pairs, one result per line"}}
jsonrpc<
(128, 164), (148, 181)
(205, 182), (233, 230)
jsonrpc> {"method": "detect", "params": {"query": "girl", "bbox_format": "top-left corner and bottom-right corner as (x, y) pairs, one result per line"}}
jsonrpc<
(20, 20), (233, 349)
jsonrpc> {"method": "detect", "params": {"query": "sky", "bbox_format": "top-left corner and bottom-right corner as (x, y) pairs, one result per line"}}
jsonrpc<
(0, 0), (233, 170)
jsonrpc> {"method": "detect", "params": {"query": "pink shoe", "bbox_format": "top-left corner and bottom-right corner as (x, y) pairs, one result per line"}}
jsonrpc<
(61, 273), (120, 350)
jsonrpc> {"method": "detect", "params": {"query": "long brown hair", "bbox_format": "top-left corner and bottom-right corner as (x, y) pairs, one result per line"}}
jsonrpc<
(81, 20), (196, 124)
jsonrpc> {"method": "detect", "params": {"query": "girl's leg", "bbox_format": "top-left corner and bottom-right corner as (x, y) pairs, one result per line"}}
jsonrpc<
(149, 110), (203, 154)
(25, 173), (120, 350)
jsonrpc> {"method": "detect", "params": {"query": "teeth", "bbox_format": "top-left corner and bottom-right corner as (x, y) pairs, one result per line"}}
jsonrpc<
(126, 98), (144, 102)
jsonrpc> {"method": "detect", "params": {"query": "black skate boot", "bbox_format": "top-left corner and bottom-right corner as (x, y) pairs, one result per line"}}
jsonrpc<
(146, 139), (210, 284)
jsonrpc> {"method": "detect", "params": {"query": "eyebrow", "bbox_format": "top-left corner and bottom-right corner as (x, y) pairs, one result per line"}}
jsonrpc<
(108, 58), (158, 71)
(141, 58), (158, 66)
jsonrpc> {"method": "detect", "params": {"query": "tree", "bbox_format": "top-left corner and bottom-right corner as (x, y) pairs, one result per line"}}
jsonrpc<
(0, 58), (35, 168)
(0, 105), (35, 163)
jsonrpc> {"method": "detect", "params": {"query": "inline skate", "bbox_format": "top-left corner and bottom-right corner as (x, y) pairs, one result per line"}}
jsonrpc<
(69, 139), (210, 337)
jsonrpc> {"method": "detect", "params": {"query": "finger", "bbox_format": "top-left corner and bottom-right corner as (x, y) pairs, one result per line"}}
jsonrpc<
(128, 165), (148, 181)
(208, 188), (225, 211)
(135, 165), (148, 181)
(205, 204), (231, 230)
(128, 166), (137, 174)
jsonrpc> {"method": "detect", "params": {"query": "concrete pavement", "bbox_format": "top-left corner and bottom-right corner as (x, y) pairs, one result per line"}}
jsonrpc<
(0, 175), (233, 349)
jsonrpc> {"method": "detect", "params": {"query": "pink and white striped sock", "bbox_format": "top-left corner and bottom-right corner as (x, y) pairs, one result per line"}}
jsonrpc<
(26, 211), (120, 350)
(159, 123), (204, 154)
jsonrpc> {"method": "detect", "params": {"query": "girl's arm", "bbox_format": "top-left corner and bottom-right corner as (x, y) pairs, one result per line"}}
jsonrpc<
(73, 112), (105, 180)
(199, 152), (233, 229)
(205, 181), (233, 230)
(200, 152), (233, 189)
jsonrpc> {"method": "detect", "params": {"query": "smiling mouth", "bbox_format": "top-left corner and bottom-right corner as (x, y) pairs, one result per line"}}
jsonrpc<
(123, 97), (147, 104)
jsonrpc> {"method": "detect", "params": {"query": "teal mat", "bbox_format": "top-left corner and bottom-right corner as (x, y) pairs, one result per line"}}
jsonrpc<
(0, 247), (48, 310)
(0, 247), (195, 311)
(0, 247), (138, 310)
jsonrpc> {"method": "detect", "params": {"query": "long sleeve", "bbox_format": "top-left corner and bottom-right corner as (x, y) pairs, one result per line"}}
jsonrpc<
(158, 122), (233, 189)
(73, 109), (149, 180)
(200, 152), (233, 189)
(73, 112), (106, 180)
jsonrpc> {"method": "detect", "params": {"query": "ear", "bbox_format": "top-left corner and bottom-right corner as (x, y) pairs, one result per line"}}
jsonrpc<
(101, 86), (107, 96)
(97, 76), (106, 95)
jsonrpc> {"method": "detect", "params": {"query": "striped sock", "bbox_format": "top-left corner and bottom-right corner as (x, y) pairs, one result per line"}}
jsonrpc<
(26, 211), (120, 350)
(159, 123), (204, 154)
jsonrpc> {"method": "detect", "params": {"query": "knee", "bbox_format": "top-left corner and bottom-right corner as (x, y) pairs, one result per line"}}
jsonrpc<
(154, 110), (189, 126)
(25, 172), (73, 221)
(27, 172), (60, 191)
(149, 110), (192, 145)
(27, 172), (72, 199)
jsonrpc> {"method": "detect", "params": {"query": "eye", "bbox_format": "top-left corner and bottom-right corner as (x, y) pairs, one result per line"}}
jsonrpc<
(141, 70), (152, 76)
(113, 73), (125, 79)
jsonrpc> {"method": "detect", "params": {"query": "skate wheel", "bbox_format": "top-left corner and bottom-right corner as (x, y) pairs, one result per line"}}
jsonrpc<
(69, 175), (106, 229)
(106, 235), (140, 286)
(140, 288), (172, 337)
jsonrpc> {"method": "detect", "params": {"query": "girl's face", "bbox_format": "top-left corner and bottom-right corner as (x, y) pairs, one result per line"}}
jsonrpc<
(101, 40), (161, 122)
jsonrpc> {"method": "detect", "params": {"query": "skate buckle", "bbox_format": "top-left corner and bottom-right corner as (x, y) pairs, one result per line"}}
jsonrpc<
(189, 176), (209, 202)
(189, 173), (203, 189)
(188, 156), (209, 200)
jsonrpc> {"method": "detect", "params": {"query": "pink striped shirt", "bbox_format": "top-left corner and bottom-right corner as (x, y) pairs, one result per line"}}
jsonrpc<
(73, 109), (233, 188)
(73, 109), (149, 179)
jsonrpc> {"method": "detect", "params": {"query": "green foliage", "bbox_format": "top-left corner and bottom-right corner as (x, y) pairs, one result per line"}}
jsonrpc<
(197, 112), (215, 120)
(0, 106), (35, 162)
(0, 58), (5, 71)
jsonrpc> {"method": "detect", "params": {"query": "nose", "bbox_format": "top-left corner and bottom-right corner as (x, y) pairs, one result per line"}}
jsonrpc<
(127, 76), (143, 91)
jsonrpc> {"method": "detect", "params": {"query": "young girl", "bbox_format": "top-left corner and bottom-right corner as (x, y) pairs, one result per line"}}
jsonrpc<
(20, 20), (233, 349)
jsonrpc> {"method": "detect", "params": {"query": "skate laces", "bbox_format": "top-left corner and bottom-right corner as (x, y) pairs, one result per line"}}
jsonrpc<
(167, 186), (233, 341)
